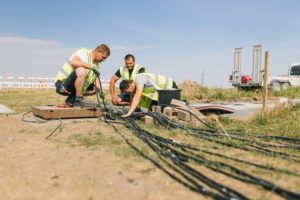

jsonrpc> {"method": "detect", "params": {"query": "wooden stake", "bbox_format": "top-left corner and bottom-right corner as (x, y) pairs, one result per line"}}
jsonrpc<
(262, 51), (269, 116)
(212, 115), (231, 140)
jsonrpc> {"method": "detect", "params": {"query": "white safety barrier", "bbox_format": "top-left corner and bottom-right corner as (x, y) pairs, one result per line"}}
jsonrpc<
(0, 76), (110, 89)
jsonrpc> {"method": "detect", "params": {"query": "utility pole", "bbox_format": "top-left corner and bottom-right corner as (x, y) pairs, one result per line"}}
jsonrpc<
(262, 51), (269, 116)
(201, 71), (205, 86)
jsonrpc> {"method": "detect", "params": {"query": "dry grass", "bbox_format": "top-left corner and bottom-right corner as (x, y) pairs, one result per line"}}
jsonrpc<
(1, 88), (300, 199)
(219, 103), (300, 137)
(179, 80), (300, 102)
(0, 88), (110, 113)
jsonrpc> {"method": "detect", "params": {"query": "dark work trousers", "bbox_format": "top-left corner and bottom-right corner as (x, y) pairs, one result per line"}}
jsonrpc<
(55, 71), (94, 97)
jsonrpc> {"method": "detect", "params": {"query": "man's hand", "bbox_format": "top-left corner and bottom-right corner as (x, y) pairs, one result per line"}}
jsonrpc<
(112, 94), (121, 105)
(121, 113), (131, 118)
(91, 67), (100, 76)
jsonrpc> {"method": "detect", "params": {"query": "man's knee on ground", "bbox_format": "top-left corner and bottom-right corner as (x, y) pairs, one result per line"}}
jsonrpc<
(76, 67), (87, 78)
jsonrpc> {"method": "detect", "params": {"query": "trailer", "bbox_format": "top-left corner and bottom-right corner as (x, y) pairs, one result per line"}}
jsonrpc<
(229, 45), (300, 91)
(229, 45), (264, 90)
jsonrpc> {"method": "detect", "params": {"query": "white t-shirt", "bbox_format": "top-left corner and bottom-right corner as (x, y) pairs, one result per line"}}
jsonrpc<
(135, 74), (154, 88)
(70, 48), (91, 64)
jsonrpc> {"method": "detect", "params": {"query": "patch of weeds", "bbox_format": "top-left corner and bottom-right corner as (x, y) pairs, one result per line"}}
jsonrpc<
(122, 163), (133, 171)
(252, 115), (268, 125)
(252, 168), (273, 176)
(294, 103), (300, 109)
(69, 134), (104, 147)
(221, 138), (249, 148)
(114, 145), (140, 159)
(139, 167), (155, 175)
(126, 177), (135, 183)
(210, 89), (226, 100)
(106, 136), (123, 145)
(258, 190), (273, 200)
(167, 129), (179, 137)
(68, 129), (123, 148)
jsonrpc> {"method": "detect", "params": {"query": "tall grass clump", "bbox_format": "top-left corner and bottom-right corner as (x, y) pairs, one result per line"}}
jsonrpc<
(219, 103), (300, 137)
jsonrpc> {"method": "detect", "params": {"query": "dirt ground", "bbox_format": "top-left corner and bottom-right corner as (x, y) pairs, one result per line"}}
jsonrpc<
(0, 113), (202, 200)
(1, 111), (300, 200)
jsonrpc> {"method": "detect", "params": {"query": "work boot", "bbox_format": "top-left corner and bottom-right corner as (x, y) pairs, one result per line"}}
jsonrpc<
(74, 96), (97, 108)
(65, 95), (76, 105)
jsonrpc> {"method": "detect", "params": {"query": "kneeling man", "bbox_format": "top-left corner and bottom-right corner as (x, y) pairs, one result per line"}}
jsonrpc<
(119, 73), (178, 117)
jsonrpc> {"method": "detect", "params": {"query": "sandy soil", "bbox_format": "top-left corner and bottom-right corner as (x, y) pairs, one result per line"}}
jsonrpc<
(0, 114), (202, 200)
(1, 112), (299, 200)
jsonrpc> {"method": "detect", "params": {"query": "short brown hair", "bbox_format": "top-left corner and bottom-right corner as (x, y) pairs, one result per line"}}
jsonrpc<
(95, 44), (110, 56)
(119, 80), (133, 92)
(124, 54), (135, 61)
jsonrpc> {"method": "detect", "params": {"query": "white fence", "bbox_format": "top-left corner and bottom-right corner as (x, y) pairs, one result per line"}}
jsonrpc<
(0, 76), (110, 89)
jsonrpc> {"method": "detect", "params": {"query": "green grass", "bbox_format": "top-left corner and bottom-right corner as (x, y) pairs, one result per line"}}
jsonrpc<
(0, 88), (110, 113)
(68, 131), (122, 147)
(218, 103), (300, 137)
(2, 88), (299, 197)
(180, 80), (300, 102)
(1, 88), (299, 136)
(0, 89), (65, 113)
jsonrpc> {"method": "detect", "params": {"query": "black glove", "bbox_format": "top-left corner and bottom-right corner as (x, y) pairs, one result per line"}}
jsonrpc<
(100, 91), (105, 99)
(91, 67), (100, 76)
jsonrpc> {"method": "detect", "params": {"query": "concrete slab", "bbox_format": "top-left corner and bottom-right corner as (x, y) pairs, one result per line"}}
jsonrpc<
(189, 101), (276, 119)
(0, 104), (14, 114)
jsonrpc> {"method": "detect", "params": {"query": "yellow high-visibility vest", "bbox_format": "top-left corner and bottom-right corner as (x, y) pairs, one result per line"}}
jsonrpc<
(56, 48), (100, 93)
(119, 64), (146, 81)
(138, 73), (173, 108)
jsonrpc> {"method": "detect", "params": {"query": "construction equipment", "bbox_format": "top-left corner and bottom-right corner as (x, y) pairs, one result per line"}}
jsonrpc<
(229, 45), (264, 90)
(229, 45), (300, 91)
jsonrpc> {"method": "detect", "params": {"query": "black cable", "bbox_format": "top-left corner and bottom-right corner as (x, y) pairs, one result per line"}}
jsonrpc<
(107, 121), (229, 200)
(185, 146), (300, 177)
(22, 110), (63, 140)
(44, 118), (62, 140)
(87, 104), (300, 199)
(142, 125), (299, 200)
(124, 118), (249, 199)
(192, 133), (300, 163)
(146, 111), (300, 162)
(95, 76), (107, 112)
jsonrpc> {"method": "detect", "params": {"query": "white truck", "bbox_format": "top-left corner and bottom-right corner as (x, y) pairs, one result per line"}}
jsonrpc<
(268, 63), (300, 91)
(229, 45), (300, 90)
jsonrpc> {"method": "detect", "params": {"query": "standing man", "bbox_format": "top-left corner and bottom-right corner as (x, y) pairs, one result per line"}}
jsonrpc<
(109, 54), (146, 105)
(119, 73), (178, 117)
(55, 44), (110, 107)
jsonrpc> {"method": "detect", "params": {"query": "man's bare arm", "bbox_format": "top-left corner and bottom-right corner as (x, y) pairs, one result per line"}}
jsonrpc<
(122, 85), (143, 117)
(70, 56), (92, 69)
(110, 75), (119, 98)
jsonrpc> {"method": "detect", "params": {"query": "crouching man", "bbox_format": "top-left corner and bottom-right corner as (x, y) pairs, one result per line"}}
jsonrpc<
(55, 44), (110, 107)
(119, 73), (178, 117)
(109, 54), (146, 106)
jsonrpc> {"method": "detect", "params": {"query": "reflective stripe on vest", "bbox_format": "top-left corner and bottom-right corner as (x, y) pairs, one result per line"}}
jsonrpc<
(138, 73), (173, 108)
(119, 64), (145, 81)
(83, 52), (100, 93)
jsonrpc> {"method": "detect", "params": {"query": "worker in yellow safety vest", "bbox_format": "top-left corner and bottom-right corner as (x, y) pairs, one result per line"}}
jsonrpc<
(119, 73), (178, 117)
(109, 54), (146, 106)
(55, 44), (110, 107)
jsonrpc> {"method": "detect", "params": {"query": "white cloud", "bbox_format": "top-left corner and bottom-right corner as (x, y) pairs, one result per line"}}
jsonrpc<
(0, 34), (73, 77)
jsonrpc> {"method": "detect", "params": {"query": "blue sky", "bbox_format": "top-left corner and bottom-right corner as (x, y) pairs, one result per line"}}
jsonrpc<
(0, 0), (300, 87)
